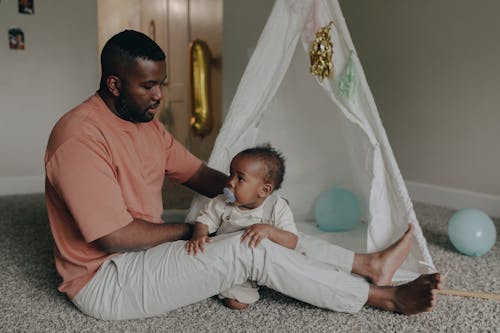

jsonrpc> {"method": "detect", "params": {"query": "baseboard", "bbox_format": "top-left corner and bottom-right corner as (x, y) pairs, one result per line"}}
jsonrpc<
(0, 175), (44, 195)
(1, 176), (498, 218)
(406, 181), (500, 218)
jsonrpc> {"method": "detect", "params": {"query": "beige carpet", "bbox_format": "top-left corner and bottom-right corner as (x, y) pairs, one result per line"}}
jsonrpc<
(0, 194), (498, 332)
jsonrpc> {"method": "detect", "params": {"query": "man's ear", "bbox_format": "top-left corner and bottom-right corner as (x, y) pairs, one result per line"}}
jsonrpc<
(259, 183), (274, 198)
(106, 75), (121, 97)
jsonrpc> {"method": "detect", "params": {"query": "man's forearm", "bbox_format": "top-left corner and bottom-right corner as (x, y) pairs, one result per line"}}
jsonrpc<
(192, 222), (209, 239)
(96, 219), (193, 253)
(182, 164), (228, 198)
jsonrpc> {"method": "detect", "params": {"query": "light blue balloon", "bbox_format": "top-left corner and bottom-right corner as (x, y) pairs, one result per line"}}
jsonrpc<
(448, 209), (497, 256)
(314, 188), (361, 232)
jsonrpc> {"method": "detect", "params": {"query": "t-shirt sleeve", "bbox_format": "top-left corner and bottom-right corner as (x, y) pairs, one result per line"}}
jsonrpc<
(195, 195), (225, 234)
(46, 138), (133, 243)
(272, 198), (298, 235)
(160, 124), (203, 184)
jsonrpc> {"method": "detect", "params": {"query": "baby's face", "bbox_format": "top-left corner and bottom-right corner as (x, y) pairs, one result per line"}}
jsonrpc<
(227, 155), (269, 210)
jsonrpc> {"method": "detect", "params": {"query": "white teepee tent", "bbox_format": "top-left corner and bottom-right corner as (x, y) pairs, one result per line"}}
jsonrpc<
(187, 0), (435, 281)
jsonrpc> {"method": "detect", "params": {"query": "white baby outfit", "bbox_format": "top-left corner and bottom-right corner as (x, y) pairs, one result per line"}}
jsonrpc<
(196, 193), (298, 304)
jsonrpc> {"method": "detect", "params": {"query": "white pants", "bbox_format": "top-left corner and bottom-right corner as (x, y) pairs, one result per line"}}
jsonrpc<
(72, 232), (369, 320)
(217, 232), (360, 305)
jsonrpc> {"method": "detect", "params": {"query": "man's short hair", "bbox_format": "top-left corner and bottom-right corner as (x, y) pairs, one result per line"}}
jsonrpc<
(100, 30), (165, 87)
(237, 144), (286, 190)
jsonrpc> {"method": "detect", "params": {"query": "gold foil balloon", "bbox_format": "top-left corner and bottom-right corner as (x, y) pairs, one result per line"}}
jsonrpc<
(309, 22), (334, 80)
(189, 39), (213, 137)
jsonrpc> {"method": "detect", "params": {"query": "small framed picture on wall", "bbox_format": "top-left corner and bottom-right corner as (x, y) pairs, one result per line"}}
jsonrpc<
(18, 0), (34, 15)
(8, 27), (25, 50)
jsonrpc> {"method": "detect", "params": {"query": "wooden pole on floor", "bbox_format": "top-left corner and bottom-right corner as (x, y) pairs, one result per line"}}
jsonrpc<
(436, 289), (500, 301)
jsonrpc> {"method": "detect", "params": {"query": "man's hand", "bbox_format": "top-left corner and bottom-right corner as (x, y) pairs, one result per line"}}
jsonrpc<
(185, 235), (212, 255)
(241, 224), (274, 248)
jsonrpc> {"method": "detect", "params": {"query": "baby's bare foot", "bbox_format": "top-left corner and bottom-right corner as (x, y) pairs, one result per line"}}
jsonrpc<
(371, 224), (414, 286)
(223, 298), (249, 310)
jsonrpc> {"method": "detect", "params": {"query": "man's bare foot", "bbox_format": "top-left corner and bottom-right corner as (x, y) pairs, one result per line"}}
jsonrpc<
(367, 273), (442, 315)
(353, 224), (414, 286)
(223, 298), (249, 310)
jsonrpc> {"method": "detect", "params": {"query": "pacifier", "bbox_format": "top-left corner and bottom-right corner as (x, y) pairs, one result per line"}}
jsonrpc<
(223, 187), (236, 203)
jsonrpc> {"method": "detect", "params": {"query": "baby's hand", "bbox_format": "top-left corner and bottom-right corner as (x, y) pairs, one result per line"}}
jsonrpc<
(185, 235), (211, 255)
(241, 224), (273, 248)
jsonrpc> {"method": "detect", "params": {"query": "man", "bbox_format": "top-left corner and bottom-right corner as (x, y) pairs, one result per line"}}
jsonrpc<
(45, 30), (441, 320)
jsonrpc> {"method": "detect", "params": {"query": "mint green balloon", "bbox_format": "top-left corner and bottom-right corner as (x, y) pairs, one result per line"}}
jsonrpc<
(448, 209), (497, 256)
(314, 188), (361, 232)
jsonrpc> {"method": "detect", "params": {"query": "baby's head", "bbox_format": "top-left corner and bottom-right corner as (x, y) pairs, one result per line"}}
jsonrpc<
(226, 144), (285, 209)
(236, 144), (286, 190)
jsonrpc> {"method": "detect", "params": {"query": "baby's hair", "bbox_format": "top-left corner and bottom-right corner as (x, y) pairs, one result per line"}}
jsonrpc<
(236, 144), (286, 190)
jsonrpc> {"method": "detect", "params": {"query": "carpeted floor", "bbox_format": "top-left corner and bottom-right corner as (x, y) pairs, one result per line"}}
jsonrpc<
(0, 193), (498, 332)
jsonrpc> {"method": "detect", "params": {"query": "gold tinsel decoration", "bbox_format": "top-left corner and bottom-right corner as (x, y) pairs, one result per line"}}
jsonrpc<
(309, 21), (334, 80)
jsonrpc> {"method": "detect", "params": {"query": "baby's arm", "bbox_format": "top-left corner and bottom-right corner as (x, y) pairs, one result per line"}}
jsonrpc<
(241, 225), (297, 249)
(185, 196), (223, 255)
(241, 196), (298, 249)
(269, 227), (298, 249)
(185, 222), (211, 255)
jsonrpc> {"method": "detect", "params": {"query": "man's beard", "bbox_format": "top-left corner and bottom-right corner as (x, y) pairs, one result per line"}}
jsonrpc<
(116, 94), (153, 123)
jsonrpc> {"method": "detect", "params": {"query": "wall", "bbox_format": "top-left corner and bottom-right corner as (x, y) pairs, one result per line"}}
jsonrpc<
(222, 0), (274, 114)
(0, 0), (98, 194)
(340, 0), (500, 214)
(2, 0), (499, 216)
(223, 0), (500, 216)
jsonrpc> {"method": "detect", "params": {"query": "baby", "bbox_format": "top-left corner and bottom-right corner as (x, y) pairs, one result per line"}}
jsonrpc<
(185, 144), (298, 310)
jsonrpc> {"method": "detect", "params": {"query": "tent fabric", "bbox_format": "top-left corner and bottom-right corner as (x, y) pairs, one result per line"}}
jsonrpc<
(186, 0), (435, 280)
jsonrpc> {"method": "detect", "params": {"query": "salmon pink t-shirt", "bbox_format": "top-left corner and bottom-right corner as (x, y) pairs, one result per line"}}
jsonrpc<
(44, 94), (202, 300)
